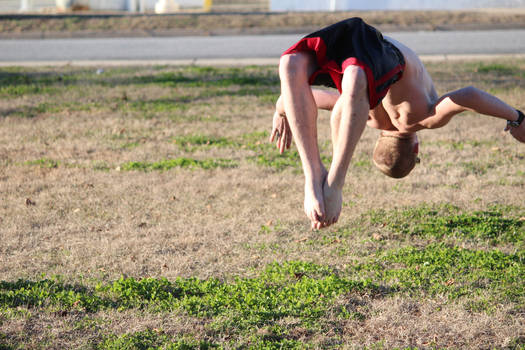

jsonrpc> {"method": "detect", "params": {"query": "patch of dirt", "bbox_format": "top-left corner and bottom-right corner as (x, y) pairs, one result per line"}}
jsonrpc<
(1, 10), (525, 39)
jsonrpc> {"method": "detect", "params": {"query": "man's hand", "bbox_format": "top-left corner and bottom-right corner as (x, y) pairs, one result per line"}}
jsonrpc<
(269, 111), (292, 153)
(505, 119), (525, 143)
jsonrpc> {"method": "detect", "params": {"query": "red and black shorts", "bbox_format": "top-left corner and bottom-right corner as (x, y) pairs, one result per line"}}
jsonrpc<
(282, 17), (405, 108)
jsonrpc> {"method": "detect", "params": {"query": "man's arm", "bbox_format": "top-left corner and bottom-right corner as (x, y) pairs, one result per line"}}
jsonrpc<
(311, 88), (340, 111)
(271, 89), (341, 153)
(419, 86), (525, 142)
(275, 88), (340, 114)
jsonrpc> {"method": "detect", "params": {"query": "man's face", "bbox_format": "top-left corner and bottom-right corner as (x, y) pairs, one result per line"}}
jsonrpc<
(397, 132), (419, 160)
(373, 131), (420, 178)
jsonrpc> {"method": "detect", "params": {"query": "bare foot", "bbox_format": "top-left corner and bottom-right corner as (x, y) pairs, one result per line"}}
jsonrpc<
(304, 171), (327, 229)
(322, 180), (343, 227)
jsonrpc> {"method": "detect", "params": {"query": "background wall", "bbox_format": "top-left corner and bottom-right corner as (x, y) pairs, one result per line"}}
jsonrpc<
(270, 0), (525, 11)
(1, 0), (203, 12)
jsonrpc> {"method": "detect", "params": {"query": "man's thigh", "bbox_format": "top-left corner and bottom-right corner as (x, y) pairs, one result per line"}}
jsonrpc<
(279, 51), (319, 83)
(341, 65), (368, 97)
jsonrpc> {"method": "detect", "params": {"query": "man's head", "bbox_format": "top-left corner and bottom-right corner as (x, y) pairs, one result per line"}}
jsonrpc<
(373, 132), (419, 178)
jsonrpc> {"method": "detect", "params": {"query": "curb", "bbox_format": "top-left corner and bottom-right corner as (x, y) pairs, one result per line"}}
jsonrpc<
(1, 54), (525, 67)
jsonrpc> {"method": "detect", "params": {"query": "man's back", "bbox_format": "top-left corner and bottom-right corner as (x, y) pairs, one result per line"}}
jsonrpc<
(378, 37), (439, 132)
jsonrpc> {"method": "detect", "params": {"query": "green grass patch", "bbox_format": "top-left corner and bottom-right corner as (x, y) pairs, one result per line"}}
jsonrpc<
(131, 67), (279, 89)
(427, 139), (497, 150)
(101, 261), (375, 326)
(242, 131), (331, 171)
(0, 278), (111, 312)
(1, 262), (377, 343)
(120, 158), (237, 171)
(120, 99), (190, 117)
(367, 204), (525, 244)
(24, 158), (60, 168)
(9, 101), (102, 118)
(249, 149), (302, 171)
(0, 84), (58, 97)
(356, 243), (525, 303)
(0, 71), (76, 87)
(243, 131), (300, 170)
(0, 69), (103, 98)
(98, 330), (220, 350)
(174, 135), (235, 150)
(1, 256), (523, 345)
(474, 63), (522, 76)
(23, 158), (114, 171)
(97, 329), (306, 349)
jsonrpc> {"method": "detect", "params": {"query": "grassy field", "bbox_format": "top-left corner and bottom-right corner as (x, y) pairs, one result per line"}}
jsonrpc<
(0, 60), (524, 349)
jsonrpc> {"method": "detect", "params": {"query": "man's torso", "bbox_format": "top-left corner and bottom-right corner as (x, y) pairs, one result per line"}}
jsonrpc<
(368, 37), (439, 133)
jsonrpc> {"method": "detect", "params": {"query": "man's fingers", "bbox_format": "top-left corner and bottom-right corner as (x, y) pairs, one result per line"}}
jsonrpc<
(280, 132), (287, 153)
(270, 127), (281, 143)
(269, 129), (276, 142)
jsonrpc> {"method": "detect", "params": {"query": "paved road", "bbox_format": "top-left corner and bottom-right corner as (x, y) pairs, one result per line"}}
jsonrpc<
(2, 30), (525, 63)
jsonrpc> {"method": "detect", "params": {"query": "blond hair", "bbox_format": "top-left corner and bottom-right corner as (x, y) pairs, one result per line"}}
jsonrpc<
(373, 133), (418, 179)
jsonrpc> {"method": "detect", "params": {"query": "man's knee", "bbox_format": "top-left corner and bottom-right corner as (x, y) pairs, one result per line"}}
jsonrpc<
(341, 66), (368, 97)
(279, 52), (316, 81)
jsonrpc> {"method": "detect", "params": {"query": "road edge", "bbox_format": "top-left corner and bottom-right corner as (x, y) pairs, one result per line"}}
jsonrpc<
(1, 54), (525, 67)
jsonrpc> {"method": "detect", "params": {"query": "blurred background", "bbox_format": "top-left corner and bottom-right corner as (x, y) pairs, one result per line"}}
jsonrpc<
(2, 0), (525, 13)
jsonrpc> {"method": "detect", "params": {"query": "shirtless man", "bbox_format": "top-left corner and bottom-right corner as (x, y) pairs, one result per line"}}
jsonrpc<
(269, 17), (525, 229)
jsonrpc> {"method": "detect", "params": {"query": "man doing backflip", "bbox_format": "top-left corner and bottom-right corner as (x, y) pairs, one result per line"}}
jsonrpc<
(270, 18), (525, 229)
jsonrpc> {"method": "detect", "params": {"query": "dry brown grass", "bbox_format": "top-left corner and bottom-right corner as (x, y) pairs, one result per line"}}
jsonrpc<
(0, 61), (524, 349)
(2, 10), (525, 38)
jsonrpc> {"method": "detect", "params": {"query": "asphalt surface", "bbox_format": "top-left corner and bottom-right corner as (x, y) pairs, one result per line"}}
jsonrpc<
(2, 29), (525, 64)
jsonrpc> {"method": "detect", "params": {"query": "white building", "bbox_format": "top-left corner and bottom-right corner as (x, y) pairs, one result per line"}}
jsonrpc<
(6, 0), (525, 12)
(3, 0), (203, 12)
(270, 0), (525, 11)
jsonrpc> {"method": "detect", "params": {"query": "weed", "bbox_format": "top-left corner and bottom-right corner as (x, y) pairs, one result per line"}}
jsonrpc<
(475, 63), (520, 76)
(0, 278), (110, 312)
(92, 161), (112, 172)
(174, 135), (235, 151)
(24, 158), (60, 168)
(120, 158), (237, 171)
(98, 330), (220, 350)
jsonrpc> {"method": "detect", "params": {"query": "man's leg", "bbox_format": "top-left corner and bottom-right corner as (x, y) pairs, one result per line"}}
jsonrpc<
(323, 66), (370, 226)
(279, 52), (327, 229)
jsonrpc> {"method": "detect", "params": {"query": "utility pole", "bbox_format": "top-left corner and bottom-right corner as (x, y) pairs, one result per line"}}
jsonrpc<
(330, 0), (336, 11)
(127, 0), (137, 12)
(203, 0), (212, 12)
(20, 0), (30, 11)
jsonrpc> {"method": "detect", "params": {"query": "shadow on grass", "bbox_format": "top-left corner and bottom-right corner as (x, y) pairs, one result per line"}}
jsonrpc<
(0, 67), (279, 119)
(0, 67), (279, 89)
(0, 341), (16, 350)
(367, 204), (525, 244)
(0, 279), (112, 312)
